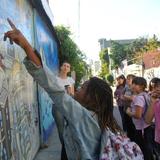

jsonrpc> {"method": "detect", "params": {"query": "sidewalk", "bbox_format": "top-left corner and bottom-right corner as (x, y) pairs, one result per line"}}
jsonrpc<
(34, 126), (61, 160)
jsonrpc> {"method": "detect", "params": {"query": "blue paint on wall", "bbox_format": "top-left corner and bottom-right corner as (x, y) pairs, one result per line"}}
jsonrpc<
(34, 11), (59, 143)
(34, 11), (59, 71)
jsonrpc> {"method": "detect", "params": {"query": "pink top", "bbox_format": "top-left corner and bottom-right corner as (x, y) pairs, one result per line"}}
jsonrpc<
(154, 100), (160, 144)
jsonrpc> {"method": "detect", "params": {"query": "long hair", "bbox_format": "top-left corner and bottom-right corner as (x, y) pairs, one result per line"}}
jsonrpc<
(149, 77), (160, 91)
(116, 74), (126, 88)
(85, 77), (121, 133)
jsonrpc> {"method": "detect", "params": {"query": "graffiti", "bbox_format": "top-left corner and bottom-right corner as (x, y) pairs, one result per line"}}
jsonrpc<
(0, 0), (40, 160)
(38, 86), (54, 143)
(0, 69), (11, 160)
(0, 0), (59, 159)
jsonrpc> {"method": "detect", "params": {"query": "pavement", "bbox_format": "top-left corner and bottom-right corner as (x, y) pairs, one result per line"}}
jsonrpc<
(34, 126), (61, 160)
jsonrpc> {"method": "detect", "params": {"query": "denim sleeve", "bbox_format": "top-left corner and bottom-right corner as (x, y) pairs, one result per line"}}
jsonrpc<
(23, 58), (85, 124)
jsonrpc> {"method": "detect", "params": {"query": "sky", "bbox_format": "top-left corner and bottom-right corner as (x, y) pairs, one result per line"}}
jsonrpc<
(49, 0), (160, 61)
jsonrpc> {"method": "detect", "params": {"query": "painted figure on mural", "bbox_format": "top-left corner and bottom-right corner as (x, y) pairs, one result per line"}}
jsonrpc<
(0, 65), (11, 160)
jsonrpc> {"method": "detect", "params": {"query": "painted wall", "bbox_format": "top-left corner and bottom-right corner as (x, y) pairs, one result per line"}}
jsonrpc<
(34, 10), (59, 144)
(0, 1), (40, 160)
(0, 0), (59, 159)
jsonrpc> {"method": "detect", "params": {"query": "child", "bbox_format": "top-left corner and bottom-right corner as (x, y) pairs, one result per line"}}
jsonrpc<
(4, 19), (121, 160)
(114, 75), (126, 131)
(126, 77), (154, 160)
(145, 78), (160, 158)
(122, 74), (136, 141)
(148, 77), (160, 93)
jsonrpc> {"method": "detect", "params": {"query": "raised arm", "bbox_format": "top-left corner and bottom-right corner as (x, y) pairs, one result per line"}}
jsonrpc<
(4, 18), (42, 66)
(145, 89), (160, 124)
(4, 19), (92, 126)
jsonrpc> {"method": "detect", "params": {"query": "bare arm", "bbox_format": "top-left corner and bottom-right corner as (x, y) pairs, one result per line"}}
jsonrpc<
(145, 102), (154, 124)
(4, 18), (41, 66)
(123, 95), (134, 101)
(71, 85), (74, 96)
(144, 89), (160, 124)
(126, 105), (143, 119)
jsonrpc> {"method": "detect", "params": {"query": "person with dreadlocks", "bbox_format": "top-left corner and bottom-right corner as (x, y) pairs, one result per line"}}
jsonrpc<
(4, 19), (121, 159)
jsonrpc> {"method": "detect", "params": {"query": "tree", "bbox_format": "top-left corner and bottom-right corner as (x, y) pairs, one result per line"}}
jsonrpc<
(109, 36), (160, 66)
(144, 35), (160, 52)
(106, 74), (114, 86)
(55, 25), (89, 86)
(99, 48), (109, 78)
(110, 41), (126, 67)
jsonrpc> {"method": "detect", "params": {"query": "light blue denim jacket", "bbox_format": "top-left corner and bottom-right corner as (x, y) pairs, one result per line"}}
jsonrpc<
(23, 58), (103, 160)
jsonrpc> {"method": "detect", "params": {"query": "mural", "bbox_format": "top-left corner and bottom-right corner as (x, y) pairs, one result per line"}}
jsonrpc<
(0, 0), (40, 160)
(34, 11), (59, 144)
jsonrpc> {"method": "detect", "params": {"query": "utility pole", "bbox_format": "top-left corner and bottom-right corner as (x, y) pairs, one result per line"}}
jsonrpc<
(141, 52), (145, 77)
(77, 0), (80, 45)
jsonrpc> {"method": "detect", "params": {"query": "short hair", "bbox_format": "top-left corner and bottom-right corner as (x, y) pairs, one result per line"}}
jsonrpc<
(132, 77), (147, 90)
(127, 74), (136, 80)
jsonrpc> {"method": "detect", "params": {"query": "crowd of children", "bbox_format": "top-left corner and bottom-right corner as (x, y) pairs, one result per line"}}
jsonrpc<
(114, 75), (160, 160)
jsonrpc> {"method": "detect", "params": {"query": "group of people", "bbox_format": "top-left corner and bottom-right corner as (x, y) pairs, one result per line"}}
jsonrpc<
(114, 74), (160, 160)
(3, 18), (160, 160)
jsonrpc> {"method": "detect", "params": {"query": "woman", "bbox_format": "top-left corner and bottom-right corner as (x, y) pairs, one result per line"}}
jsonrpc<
(57, 61), (75, 96)
(55, 60), (75, 160)
(4, 19), (121, 159)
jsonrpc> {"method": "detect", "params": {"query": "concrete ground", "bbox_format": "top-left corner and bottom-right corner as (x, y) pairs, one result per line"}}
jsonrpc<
(34, 126), (61, 160)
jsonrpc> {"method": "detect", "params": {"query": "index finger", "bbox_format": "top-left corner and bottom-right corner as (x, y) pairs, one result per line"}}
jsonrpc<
(7, 18), (17, 29)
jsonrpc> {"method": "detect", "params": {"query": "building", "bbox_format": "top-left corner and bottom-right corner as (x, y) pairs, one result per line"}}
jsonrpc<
(98, 38), (136, 74)
(94, 61), (101, 76)
(98, 38), (135, 51)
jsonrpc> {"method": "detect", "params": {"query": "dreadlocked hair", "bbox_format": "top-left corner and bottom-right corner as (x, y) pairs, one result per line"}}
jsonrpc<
(86, 77), (121, 133)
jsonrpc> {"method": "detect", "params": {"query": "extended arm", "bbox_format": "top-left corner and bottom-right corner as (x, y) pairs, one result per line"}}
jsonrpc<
(4, 18), (87, 125)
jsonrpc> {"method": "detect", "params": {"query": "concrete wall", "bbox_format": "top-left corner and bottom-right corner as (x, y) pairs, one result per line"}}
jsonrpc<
(0, 0), (59, 159)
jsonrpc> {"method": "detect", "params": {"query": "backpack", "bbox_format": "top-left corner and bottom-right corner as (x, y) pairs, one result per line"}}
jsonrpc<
(100, 128), (144, 160)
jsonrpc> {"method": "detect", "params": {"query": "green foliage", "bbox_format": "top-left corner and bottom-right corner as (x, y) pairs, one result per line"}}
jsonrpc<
(144, 35), (160, 52)
(106, 74), (114, 86)
(99, 49), (109, 78)
(55, 25), (89, 86)
(110, 35), (160, 67)
(110, 41), (126, 67)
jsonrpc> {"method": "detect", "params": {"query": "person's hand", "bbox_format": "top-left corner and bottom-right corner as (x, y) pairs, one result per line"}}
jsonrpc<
(120, 95), (125, 100)
(150, 89), (160, 103)
(4, 18), (29, 49)
(126, 107), (132, 116)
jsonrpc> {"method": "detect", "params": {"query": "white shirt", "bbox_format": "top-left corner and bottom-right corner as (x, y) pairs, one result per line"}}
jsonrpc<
(56, 76), (75, 89)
